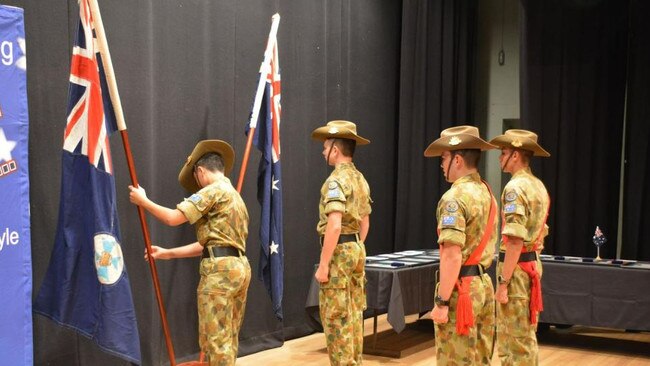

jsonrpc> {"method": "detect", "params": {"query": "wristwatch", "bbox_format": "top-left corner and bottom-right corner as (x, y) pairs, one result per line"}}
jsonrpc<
(498, 274), (511, 286)
(434, 294), (450, 307)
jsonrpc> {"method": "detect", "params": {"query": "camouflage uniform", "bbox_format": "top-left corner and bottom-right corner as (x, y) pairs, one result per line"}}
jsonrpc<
(317, 162), (372, 366)
(497, 167), (549, 366)
(177, 176), (251, 366)
(435, 172), (497, 366)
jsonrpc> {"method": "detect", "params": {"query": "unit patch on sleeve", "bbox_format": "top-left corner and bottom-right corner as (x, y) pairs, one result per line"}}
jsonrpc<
(505, 190), (518, 202)
(189, 194), (202, 204)
(441, 215), (457, 226)
(445, 200), (459, 213)
(327, 181), (343, 199)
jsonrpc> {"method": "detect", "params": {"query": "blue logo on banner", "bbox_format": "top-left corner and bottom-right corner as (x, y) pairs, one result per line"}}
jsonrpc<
(0, 5), (33, 366)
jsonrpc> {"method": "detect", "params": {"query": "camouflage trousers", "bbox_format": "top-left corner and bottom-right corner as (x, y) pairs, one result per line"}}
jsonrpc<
(434, 273), (496, 366)
(319, 241), (366, 366)
(197, 254), (251, 366)
(497, 259), (543, 366)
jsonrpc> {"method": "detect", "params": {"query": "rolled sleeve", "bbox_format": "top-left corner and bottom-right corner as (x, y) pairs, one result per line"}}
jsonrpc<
(438, 228), (466, 247)
(177, 200), (203, 224)
(502, 193), (528, 240)
(323, 201), (346, 215)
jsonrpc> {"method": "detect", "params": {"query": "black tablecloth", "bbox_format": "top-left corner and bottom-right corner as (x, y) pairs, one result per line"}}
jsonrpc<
(306, 256), (650, 333)
(305, 262), (438, 333)
(539, 261), (650, 331)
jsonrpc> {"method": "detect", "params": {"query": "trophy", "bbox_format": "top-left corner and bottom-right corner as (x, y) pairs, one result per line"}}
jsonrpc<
(592, 226), (607, 261)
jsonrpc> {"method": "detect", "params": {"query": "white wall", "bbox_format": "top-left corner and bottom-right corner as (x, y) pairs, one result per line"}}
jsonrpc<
(475, 0), (520, 193)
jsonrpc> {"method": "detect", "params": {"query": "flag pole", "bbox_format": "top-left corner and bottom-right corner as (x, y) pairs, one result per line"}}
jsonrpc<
(86, 1), (176, 365)
(236, 13), (281, 193)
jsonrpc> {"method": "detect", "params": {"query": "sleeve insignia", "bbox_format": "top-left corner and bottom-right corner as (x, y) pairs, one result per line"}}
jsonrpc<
(327, 181), (343, 199)
(504, 203), (517, 214)
(441, 215), (457, 226)
(449, 136), (461, 146)
(505, 190), (518, 202)
(189, 194), (202, 204)
(445, 201), (459, 213)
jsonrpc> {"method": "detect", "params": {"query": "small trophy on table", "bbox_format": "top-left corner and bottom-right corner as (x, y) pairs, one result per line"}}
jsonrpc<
(592, 226), (607, 261)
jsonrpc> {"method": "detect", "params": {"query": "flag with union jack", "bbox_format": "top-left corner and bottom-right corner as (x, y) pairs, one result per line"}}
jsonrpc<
(33, 1), (141, 363)
(246, 39), (284, 319)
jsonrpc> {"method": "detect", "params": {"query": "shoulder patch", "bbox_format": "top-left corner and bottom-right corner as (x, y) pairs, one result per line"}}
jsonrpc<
(327, 181), (343, 199)
(441, 215), (457, 226)
(445, 201), (459, 213)
(505, 190), (518, 202)
(504, 203), (517, 214)
(189, 194), (202, 204)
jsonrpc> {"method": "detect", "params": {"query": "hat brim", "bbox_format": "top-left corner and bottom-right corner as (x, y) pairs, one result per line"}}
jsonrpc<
(424, 134), (497, 157)
(311, 126), (370, 145)
(489, 135), (550, 157)
(178, 140), (235, 193)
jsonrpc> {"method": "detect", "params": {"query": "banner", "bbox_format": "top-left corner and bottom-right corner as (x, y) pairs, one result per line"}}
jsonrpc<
(33, 1), (141, 363)
(0, 5), (33, 366)
(246, 39), (284, 319)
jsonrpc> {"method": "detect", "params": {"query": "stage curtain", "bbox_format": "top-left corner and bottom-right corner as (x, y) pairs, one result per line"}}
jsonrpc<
(520, 0), (629, 258)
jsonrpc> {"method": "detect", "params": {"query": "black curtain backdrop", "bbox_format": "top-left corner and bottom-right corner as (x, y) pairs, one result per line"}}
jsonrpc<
(8, 0), (648, 364)
(393, 0), (478, 251)
(5, 0), (401, 364)
(621, 0), (650, 261)
(520, 0), (628, 259)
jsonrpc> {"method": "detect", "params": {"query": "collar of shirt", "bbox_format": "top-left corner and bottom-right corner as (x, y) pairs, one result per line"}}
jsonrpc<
(334, 161), (356, 172)
(452, 172), (481, 187)
(512, 166), (533, 179)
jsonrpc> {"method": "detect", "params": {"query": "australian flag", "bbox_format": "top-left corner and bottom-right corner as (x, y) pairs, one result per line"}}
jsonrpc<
(246, 39), (284, 319)
(33, 1), (141, 363)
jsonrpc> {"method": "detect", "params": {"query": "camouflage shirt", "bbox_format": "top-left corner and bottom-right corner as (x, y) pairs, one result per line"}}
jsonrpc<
(437, 172), (497, 269)
(317, 162), (372, 235)
(177, 175), (248, 253)
(500, 167), (550, 252)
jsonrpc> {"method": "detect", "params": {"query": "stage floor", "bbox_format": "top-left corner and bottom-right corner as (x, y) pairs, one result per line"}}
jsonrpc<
(237, 314), (650, 366)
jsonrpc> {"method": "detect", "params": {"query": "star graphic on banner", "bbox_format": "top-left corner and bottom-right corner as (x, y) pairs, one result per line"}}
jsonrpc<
(0, 128), (17, 163)
(272, 176), (280, 191)
(16, 37), (27, 71)
(270, 241), (279, 254)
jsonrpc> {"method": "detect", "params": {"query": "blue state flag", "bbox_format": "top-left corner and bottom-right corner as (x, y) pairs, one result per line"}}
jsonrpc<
(246, 40), (284, 319)
(33, 1), (141, 363)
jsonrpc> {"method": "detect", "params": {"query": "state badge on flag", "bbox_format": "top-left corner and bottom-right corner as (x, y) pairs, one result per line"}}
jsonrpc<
(93, 233), (124, 285)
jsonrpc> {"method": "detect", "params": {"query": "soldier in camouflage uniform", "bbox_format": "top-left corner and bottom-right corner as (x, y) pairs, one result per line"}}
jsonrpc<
(129, 140), (251, 366)
(424, 126), (498, 366)
(489, 130), (551, 366)
(311, 120), (372, 366)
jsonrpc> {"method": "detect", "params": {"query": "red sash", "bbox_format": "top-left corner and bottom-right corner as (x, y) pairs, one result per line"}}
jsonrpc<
(453, 180), (497, 336)
(502, 195), (551, 324)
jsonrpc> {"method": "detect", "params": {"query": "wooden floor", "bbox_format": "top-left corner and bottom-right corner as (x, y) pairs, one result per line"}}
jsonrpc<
(238, 314), (650, 365)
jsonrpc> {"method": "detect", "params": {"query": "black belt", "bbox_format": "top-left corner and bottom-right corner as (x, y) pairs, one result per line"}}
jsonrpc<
(498, 251), (537, 263)
(202, 246), (242, 259)
(319, 233), (359, 246)
(459, 264), (485, 278)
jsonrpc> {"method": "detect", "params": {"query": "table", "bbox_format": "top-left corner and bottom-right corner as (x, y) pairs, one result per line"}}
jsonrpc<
(305, 253), (650, 357)
(305, 254), (439, 333)
(539, 258), (650, 331)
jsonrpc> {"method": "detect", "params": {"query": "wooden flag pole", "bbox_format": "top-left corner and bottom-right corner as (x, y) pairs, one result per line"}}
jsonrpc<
(86, 1), (176, 365)
(236, 13), (281, 193)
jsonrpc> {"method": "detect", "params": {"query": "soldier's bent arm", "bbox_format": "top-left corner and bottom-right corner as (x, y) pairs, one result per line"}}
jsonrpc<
(165, 241), (204, 259)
